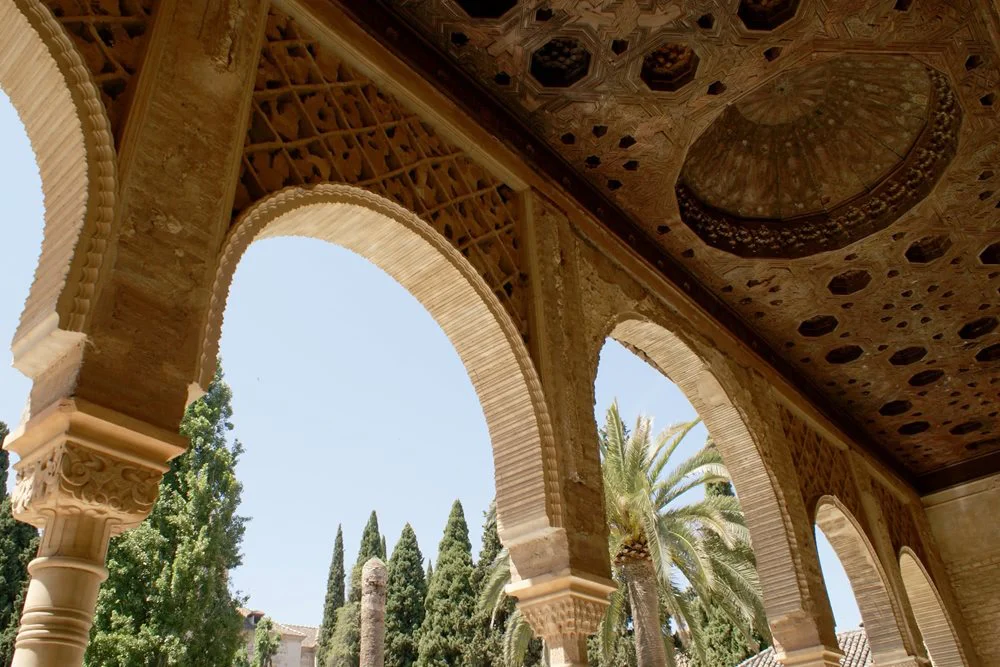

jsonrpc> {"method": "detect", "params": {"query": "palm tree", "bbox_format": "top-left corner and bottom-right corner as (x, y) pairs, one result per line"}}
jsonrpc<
(480, 402), (768, 667)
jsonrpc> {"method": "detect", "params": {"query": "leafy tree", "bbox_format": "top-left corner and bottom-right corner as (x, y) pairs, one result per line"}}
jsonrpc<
(0, 421), (39, 663)
(385, 524), (426, 667)
(464, 504), (506, 667)
(253, 616), (280, 667)
(234, 646), (251, 667)
(318, 525), (347, 664)
(416, 501), (475, 667)
(86, 365), (248, 667)
(325, 601), (360, 667)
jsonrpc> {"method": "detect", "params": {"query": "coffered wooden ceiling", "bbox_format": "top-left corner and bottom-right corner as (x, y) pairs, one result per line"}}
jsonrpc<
(336, 0), (1000, 492)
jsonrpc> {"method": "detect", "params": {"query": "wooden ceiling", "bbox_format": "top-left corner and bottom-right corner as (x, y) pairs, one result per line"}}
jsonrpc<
(336, 0), (1000, 492)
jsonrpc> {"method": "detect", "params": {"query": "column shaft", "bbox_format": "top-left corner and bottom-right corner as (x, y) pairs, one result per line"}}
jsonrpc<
(12, 515), (111, 667)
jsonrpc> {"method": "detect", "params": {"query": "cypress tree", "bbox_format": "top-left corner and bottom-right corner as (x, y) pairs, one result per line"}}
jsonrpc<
(318, 525), (346, 664)
(325, 602), (360, 667)
(385, 524), (426, 667)
(86, 365), (248, 667)
(425, 562), (433, 593)
(253, 616), (280, 667)
(463, 504), (505, 666)
(329, 511), (384, 666)
(0, 421), (39, 663)
(350, 511), (384, 603)
(416, 500), (475, 667)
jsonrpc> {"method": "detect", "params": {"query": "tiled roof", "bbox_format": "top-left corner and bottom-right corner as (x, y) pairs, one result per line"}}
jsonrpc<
(736, 629), (872, 667)
(283, 624), (319, 648)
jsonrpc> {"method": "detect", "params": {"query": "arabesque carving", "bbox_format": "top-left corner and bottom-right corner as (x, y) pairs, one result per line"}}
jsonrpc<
(42, 0), (157, 138)
(779, 405), (864, 524)
(236, 8), (529, 339)
(13, 443), (162, 529)
(385, 0), (1000, 485)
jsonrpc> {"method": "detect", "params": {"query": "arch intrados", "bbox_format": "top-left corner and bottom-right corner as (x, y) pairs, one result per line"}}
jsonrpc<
(607, 317), (808, 621)
(200, 184), (560, 545)
(1, 0), (116, 376)
(814, 496), (911, 664)
(900, 548), (969, 667)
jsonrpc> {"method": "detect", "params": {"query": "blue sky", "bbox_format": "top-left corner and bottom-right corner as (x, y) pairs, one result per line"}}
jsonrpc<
(0, 92), (860, 633)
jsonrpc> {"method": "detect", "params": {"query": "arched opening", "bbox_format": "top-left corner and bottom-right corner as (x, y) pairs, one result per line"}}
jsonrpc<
(202, 184), (562, 563)
(608, 318), (808, 627)
(814, 496), (911, 665)
(900, 549), (969, 667)
(0, 92), (43, 435)
(0, 0), (116, 379)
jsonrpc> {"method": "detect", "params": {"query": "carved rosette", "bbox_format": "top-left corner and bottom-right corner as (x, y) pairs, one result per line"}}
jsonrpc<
(13, 443), (162, 531)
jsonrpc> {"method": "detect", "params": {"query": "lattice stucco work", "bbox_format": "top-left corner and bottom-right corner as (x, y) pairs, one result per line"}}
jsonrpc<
(779, 405), (865, 526)
(235, 8), (529, 339)
(41, 0), (156, 139)
(385, 0), (1000, 483)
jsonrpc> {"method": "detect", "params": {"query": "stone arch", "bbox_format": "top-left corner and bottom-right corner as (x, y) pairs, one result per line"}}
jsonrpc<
(608, 317), (822, 640)
(198, 184), (561, 553)
(899, 548), (969, 667)
(814, 496), (914, 665)
(0, 0), (116, 377)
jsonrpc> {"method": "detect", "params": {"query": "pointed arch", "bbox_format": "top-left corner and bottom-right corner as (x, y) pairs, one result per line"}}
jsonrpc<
(198, 184), (561, 552)
(1, 0), (116, 376)
(900, 548), (970, 667)
(814, 496), (914, 665)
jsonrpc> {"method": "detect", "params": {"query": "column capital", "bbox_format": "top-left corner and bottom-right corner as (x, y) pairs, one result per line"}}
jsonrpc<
(507, 570), (616, 639)
(5, 399), (186, 532)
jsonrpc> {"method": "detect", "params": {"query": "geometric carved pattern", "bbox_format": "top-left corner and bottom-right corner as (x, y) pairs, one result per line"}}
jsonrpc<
(42, 0), (156, 139)
(780, 405), (863, 524)
(237, 9), (528, 338)
(385, 0), (1000, 482)
(676, 56), (961, 259)
(869, 477), (926, 564)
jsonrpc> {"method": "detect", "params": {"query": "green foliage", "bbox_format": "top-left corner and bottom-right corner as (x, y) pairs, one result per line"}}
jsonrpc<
(329, 512), (384, 666)
(385, 524), (426, 667)
(253, 617), (280, 667)
(318, 525), (347, 664)
(86, 365), (248, 667)
(464, 504), (505, 667)
(350, 512), (385, 603)
(325, 601), (360, 667)
(416, 501), (475, 667)
(233, 645), (251, 667)
(598, 403), (767, 666)
(0, 422), (39, 664)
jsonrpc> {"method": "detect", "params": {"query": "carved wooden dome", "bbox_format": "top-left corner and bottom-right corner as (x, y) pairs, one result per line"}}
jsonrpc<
(676, 55), (961, 259)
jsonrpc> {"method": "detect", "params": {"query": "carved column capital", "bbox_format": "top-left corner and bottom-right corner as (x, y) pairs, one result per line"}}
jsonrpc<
(5, 399), (186, 533)
(507, 570), (616, 640)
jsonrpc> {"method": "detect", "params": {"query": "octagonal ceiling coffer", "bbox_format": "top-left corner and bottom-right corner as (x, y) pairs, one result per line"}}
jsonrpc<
(738, 0), (801, 30)
(456, 0), (518, 19)
(530, 37), (592, 88)
(640, 43), (698, 92)
(674, 55), (961, 259)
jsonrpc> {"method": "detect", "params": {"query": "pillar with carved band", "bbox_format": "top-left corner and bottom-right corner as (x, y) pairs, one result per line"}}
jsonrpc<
(4, 399), (185, 667)
(508, 571), (616, 667)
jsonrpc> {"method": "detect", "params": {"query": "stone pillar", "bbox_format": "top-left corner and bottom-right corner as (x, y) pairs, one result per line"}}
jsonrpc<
(509, 572), (614, 667)
(360, 557), (387, 667)
(4, 399), (184, 667)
